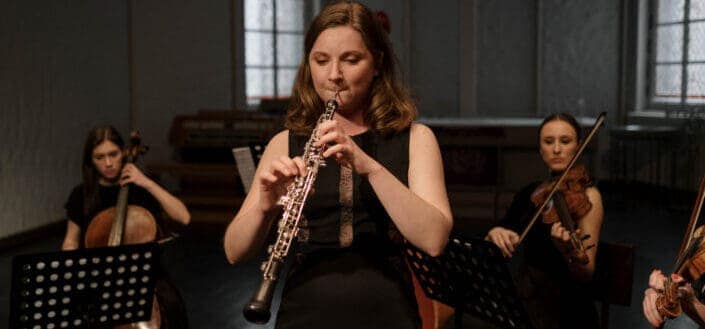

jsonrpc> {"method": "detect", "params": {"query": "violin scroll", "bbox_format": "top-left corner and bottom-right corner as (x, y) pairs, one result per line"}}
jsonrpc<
(564, 233), (592, 265)
(655, 282), (683, 319)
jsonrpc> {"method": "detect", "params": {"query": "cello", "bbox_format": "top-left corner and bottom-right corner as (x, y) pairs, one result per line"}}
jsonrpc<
(84, 132), (162, 329)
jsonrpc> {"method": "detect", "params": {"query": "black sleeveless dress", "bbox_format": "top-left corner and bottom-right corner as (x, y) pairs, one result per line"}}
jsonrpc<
(275, 129), (420, 329)
(498, 182), (599, 329)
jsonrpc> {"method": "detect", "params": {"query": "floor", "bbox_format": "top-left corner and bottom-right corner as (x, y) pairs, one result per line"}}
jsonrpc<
(0, 182), (701, 329)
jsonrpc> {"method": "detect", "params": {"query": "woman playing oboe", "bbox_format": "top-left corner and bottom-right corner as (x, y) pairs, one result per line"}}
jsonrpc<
(223, 1), (452, 328)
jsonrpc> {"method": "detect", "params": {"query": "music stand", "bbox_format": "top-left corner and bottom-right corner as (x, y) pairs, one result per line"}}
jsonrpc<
(10, 242), (160, 329)
(405, 235), (533, 329)
(232, 143), (264, 193)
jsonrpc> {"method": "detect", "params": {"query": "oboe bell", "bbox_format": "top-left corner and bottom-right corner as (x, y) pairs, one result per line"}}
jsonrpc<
(243, 262), (282, 323)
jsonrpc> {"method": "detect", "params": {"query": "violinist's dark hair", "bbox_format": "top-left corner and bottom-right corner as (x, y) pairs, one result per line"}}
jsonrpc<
(82, 125), (124, 217)
(539, 113), (582, 142)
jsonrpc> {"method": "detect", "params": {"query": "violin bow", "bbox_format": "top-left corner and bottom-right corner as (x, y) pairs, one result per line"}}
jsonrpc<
(518, 112), (606, 244)
(673, 174), (705, 273)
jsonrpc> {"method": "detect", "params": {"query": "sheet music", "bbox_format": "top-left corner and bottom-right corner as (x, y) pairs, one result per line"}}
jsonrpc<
(232, 147), (256, 193)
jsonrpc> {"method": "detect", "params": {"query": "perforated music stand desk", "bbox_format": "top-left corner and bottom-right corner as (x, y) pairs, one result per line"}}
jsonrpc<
(406, 235), (533, 329)
(10, 242), (160, 329)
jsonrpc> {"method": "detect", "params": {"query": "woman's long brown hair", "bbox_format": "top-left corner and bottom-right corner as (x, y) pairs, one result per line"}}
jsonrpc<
(285, 1), (416, 137)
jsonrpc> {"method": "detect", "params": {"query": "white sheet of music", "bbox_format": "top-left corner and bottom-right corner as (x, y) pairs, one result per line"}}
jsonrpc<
(232, 147), (256, 193)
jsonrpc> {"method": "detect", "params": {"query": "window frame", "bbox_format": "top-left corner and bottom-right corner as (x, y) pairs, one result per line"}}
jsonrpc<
(646, 0), (705, 114)
(242, 0), (318, 108)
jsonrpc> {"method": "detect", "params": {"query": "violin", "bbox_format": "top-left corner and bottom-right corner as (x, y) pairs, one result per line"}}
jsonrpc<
(83, 132), (161, 329)
(517, 113), (606, 260)
(656, 226), (705, 319)
(530, 165), (595, 264)
(656, 175), (705, 320)
(532, 165), (592, 223)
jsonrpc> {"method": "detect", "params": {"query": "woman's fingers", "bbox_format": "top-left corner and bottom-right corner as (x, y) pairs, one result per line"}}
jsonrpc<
(322, 143), (349, 159)
(506, 231), (519, 254)
(292, 157), (307, 176)
(487, 228), (517, 258)
(315, 120), (337, 138)
(276, 156), (298, 175)
(677, 283), (696, 302)
(550, 222), (570, 242)
(495, 237), (512, 258)
(260, 156), (306, 191)
(486, 232), (505, 256)
(259, 171), (279, 190)
(315, 121), (351, 159)
(494, 235), (510, 257)
(317, 129), (342, 146)
(643, 289), (664, 328)
(649, 270), (666, 291)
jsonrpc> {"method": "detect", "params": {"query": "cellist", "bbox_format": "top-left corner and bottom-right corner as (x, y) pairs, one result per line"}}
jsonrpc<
(61, 125), (191, 329)
(485, 113), (604, 329)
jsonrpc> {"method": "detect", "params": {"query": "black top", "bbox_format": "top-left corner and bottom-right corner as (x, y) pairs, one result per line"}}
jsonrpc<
(65, 183), (162, 237)
(291, 129), (409, 255)
(498, 182), (599, 329)
(275, 128), (420, 329)
(64, 183), (189, 328)
(499, 182), (574, 281)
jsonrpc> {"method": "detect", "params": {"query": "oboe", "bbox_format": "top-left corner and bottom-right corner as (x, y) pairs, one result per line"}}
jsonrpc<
(243, 96), (338, 324)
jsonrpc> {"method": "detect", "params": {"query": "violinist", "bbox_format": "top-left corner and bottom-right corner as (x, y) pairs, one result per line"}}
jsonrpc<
(485, 113), (604, 329)
(643, 269), (705, 328)
(61, 125), (191, 328)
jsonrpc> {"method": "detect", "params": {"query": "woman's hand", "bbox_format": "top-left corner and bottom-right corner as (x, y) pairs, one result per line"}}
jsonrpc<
(678, 282), (697, 304)
(120, 163), (151, 187)
(642, 270), (687, 328)
(315, 120), (381, 176)
(643, 287), (665, 328)
(120, 163), (191, 225)
(257, 155), (307, 213)
(649, 269), (668, 291)
(486, 227), (519, 258)
(549, 221), (578, 254)
(677, 282), (705, 327)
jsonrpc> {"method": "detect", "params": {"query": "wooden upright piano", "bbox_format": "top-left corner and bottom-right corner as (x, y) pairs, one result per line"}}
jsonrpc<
(147, 109), (284, 223)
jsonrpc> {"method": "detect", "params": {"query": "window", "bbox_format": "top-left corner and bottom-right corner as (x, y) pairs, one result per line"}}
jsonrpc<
(649, 0), (705, 110)
(244, 0), (314, 107)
